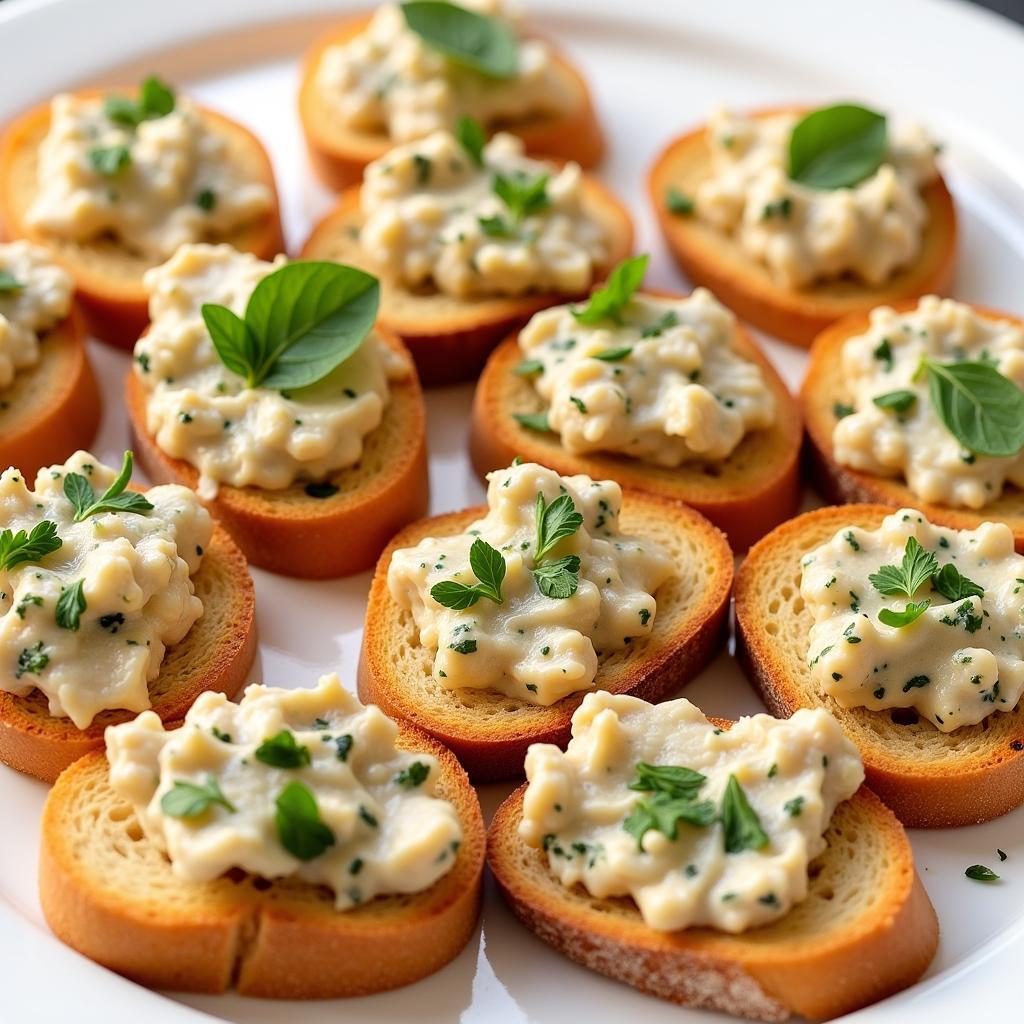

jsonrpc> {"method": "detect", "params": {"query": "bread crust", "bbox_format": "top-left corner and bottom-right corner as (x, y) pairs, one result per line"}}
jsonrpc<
(125, 327), (429, 579)
(647, 108), (957, 348)
(734, 503), (1024, 827)
(488, 783), (937, 1022)
(0, 91), (285, 348)
(0, 522), (256, 783)
(39, 725), (485, 998)
(298, 14), (605, 192)
(300, 177), (634, 386)
(470, 307), (803, 551)
(0, 305), (101, 479)
(358, 494), (733, 780)
(802, 301), (1024, 549)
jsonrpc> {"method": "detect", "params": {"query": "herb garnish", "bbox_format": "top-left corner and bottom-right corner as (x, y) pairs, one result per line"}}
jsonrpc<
(430, 537), (506, 608)
(873, 389), (917, 413)
(63, 451), (153, 521)
(868, 537), (937, 598)
(456, 115), (486, 166)
(965, 864), (999, 883)
(275, 781), (336, 861)
(787, 103), (887, 190)
(395, 761), (430, 788)
(401, 1), (518, 79)
(531, 491), (583, 598)
(161, 774), (236, 818)
(492, 171), (551, 230)
(513, 411), (551, 432)
(255, 729), (312, 769)
(622, 762), (715, 849)
(0, 270), (24, 294)
(88, 145), (132, 177)
(878, 600), (930, 629)
(721, 775), (770, 854)
(104, 75), (175, 127)
(55, 579), (87, 631)
(15, 641), (49, 679)
(572, 254), (648, 326)
(665, 187), (694, 215)
(0, 520), (62, 572)
(932, 563), (984, 602)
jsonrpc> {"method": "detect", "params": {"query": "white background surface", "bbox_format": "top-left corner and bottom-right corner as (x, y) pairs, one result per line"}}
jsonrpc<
(1, 0), (1023, 1020)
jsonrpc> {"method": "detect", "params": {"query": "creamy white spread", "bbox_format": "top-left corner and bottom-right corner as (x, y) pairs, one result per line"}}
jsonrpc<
(520, 691), (863, 933)
(517, 288), (775, 466)
(802, 509), (1024, 732)
(26, 92), (272, 260)
(105, 673), (463, 908)
(360, 130), (606, 299)
(135, 243), (407, 499)
(388, 462), (674, 705)
(695, 109), (938, 288)
(0, 451), (210, 728)
(316, 0), (571, 143)
(833, 296), (1024, 509)
(0, 241), (74, 391)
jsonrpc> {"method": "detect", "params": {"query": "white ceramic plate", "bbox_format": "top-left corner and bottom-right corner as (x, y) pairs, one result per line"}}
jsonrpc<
(1, 0), (1023, 1020)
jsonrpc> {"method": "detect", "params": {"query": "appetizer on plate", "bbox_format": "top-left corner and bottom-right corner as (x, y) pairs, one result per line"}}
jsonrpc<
(489, 692), (937, 1022)
(40, 674), (485, 997)
(0, 450), (255, 782)
(649, 103), (956, 347)
(803, 295), (1024, 546)
(359, 460), (732, 780)
(0, 241), (100, 476)
(471, 254), (802, 549)
(125, 244), (428, 579)
(301, 121), (633, 385)
(736, 504), (1024, 826)
(0, 75), (284, 347)
(299, 0), (605, 190)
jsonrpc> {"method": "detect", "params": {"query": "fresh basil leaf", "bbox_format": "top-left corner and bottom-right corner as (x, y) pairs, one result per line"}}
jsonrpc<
(0, 520), (62, 572)
(88, 144), (132, 176)
(623, 790), (716, 849)
(255, 729), (312, 769)
(430, 580), (483, 609)
(878, 599), (930, 628)
(572, 254), (649, 326)
(62, 473), (94, 518)
(965, 864), (999, 882)
(55, 579), (87, 631)
(921, 358), (1024, 457)
(0, 270), (24, 293)
(628, 763), (706, 797)
(788, 103), (887, 190)
(161, 774), (236, 818)
(532, 554), (580, 599)
(513, 359), (543, 376)
(593, 346), (632, 362)
(395, 761), (430, 788)
(932, 563), (985, 602)
(868, 537), (938, 598)
(401, 0), (518, 79)
(721, 775), (770, 854)
(468, 537), (505, 602)
(493, 172), (550, 225)
(873, 389), (917, 413)
(514, 411), (551, 432)
(202, 304), (257, 382)
(535, 492), (584, 562)
(275, 780), (336, 861)
(455, 115), (486, 166)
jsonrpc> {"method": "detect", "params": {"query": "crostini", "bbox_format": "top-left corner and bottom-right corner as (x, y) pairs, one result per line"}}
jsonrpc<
(40, 674), (485, 997)
(0, 76), (284, 347)
(125, 244), (428, 579)
(0, 241), (100, 477)
(471, 257), (802, 549)
(299, 1), (605, 191)
(735, 503), (1024, 827)
(0, 450), (255, 782)
(489, 692), (937, 1023)
(803, 295), (1024, 547)
(301, 124), (633, 385)
(359, 460), (733, 780)
(649, 103), (956, 347)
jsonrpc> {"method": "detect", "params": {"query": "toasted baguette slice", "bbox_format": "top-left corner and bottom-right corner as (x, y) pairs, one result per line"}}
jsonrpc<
(298, 15), (605, 192)
(470, 309), (802, 551)
(126, 328), (429, 579)
(40, 725), (485, 998)
(0, 93), (285, 348)
(735, 504), (1024, 827)
(488, 782), (937, 1023)
(648, 109), (957, 348)
(0, 523), (255, 783)
(359, 495), (733, 780)
(299, 179), (634, 386)
(803, 301), (1024, 549)
(0, 306), (101, 479)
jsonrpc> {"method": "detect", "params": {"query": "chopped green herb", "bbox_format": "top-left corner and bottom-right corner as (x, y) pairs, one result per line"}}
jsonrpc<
(255, 730), (312, 769)
(161, 774), (236, 818)
(55, 579), (87, 631)
(275, 781), (336, 860)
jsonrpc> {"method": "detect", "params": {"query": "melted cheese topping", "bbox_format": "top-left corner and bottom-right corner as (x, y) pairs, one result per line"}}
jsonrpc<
(517, 289), (775, 466)
(0, 242), (73, 391)
(520, 691), (863, 933)
(135, 244), (407, 500)
(316, 0), (571, 143)
(694, 109), (938, 289)
(832, 296), (1024, 509)
(801, 509), (1024, 732)
(387, 462), (673, 705)
(0, 451), (210, 728)
(106, 674), (463, 908)
(360, 131), (606, 299)
(26, 93), (272, 260)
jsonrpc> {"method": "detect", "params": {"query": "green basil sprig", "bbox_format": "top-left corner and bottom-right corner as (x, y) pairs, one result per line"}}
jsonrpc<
(572, 255), (648, 326)
(0, 521), (61, 572)
(202, 261), (379, 392)
(401, 1), (518, 79)
(788, 104), (887, 190)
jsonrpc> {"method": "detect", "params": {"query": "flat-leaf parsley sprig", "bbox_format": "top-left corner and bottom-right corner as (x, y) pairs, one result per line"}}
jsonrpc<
(431, 537), (506, 609)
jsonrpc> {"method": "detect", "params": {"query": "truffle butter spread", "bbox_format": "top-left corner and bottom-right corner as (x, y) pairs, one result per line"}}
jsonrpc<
(520, 691), (863, 933)
(360, 131), (606, 299)
(832, 296), (1024, 510)
(0, 451), (210, 728)
(135, 244), (407, 500)
(315, 0), (571, 143)
(387, 462), (674, 705)
(106, 674), (463, 907)
(0, 241), (74, 391)
(695, 109), (938, 289)
(517, 288), (775, 466)
(801, 509), (1024, 732)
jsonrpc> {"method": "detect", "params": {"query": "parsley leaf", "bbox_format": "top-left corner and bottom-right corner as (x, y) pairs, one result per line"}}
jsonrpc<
(623, 791), (717, 848)
(493, 172), (551, 225)
(532, 554), (581, 599)
(868, 537), (938, 598)
(721, 775), (770, 854)
(395, 761), (430, 788)
(255, 730), (312, 769)
(878, 599), (930, 628)
(63, 452), (153, 521)
(160, 774), (236, 818)
(932, 563), (984, 602)
(430, 537), (506, 609)
(103, 74), (176, 128)
(55, 579), (87, 631)
(534, 492), (584, 562)
(0, 520), (62, 572)
(456, 115), (486, 166)
(275, 781), (336, 861)
(572, 254), (648, 326)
